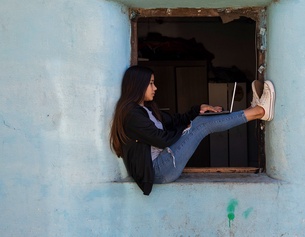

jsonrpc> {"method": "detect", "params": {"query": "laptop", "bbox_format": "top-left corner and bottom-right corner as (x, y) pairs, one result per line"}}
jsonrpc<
(201, 82), (237, 116)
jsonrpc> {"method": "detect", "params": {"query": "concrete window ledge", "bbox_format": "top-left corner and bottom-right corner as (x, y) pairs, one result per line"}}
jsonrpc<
(118, 173), (282, 184)
(111, 173), (284, 196)
(176, 172), (281, 183)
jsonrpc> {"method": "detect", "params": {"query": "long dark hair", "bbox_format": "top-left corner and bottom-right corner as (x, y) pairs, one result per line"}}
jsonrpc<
(110, 65), (161, 157)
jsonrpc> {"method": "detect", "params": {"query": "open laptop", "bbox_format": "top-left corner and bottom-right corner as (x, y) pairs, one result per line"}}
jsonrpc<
(201, 82), (237, 116)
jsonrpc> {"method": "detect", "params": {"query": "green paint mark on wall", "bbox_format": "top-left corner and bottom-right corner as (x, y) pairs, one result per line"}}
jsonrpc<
(227, 199), (238, 227)
(243, 207), (253, 219)
(228, 212), (235, 221)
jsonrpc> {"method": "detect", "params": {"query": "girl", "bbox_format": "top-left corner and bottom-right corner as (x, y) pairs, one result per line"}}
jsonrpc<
(110, 65), (275, 195)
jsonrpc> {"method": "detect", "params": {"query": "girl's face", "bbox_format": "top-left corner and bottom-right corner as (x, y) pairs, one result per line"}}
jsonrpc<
(142, 74), (157, 104)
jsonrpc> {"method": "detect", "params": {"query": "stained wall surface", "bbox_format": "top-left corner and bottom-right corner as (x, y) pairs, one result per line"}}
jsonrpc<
(1, 0), (305, 236)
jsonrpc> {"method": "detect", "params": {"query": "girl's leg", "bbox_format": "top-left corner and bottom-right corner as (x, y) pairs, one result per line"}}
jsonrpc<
(153, 80), (275, 184)
(153, 110), (247, 184)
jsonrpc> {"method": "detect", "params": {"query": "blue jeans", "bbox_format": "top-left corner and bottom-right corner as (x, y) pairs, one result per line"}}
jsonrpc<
(152, 111), (248, 183)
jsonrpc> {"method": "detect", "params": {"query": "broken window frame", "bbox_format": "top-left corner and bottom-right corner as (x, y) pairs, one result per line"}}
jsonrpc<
(129, 7), (267, 173)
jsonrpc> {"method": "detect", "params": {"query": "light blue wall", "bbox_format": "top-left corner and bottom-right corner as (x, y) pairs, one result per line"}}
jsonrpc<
(267, 0), (305, 183)
(1, 0), (305, 236)
(0, 0), (130, 236)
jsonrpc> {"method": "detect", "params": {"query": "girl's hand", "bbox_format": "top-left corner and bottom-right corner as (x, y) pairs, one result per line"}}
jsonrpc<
(199, 104), (223, 115)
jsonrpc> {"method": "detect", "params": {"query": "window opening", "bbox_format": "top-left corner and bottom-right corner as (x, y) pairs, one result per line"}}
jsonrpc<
(131, 8), (266, 173)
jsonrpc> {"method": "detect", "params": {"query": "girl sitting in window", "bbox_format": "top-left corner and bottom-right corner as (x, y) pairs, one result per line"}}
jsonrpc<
(109, 66), (275, 195)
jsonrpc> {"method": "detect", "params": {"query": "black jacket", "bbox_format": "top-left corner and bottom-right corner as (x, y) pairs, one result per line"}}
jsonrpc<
(122, 103), (200, 195)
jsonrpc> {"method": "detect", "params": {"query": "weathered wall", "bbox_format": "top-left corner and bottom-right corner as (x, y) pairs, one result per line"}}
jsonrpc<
(1, 0), (305, 236)
(266, 0), (305, 183)
(0, 0), (130, 236)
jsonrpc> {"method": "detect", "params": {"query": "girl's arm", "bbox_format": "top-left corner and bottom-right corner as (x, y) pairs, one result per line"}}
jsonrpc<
(162, 105), (200, 130)
(125, 107), (185, 148)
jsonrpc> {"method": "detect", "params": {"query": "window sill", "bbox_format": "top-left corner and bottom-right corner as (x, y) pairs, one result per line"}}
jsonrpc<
(119, 172), (281, 184)
(183, 167), (260, 173)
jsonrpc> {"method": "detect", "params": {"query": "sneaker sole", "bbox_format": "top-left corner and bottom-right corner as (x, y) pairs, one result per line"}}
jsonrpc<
(265, 80), (275, 121)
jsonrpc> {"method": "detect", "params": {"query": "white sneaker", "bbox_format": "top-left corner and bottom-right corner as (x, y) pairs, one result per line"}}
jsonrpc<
(258, 81), (275, 121)
(251, 80), (260, 107)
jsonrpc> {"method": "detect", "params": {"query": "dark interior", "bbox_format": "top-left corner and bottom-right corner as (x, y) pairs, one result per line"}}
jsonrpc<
(137, 16), (258, 168)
